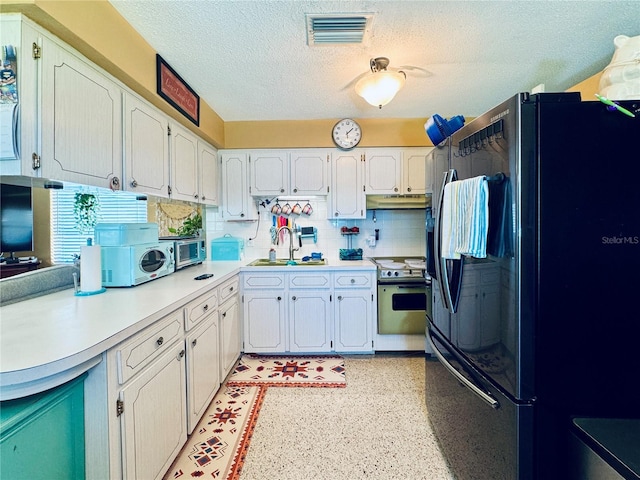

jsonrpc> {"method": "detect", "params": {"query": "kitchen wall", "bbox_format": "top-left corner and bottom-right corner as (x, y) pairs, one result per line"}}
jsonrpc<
(205, 200), (427, 260)
(0, 3), (433, 150)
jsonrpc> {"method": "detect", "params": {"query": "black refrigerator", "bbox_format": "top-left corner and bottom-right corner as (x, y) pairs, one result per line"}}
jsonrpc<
(425, 92), (640, 480)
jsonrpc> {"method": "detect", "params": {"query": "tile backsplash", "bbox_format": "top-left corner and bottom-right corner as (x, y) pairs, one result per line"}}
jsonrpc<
(205, 197), (426, 260)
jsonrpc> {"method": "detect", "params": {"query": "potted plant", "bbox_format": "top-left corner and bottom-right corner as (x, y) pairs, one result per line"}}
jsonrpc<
(169, 212), (202, 237)
(74, 192), (100, 234)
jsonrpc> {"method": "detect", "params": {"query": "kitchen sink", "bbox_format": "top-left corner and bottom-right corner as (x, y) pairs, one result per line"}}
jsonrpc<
(247, 258), (326, 267)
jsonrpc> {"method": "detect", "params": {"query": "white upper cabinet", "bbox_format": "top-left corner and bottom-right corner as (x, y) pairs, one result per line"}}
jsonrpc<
(403, 147), (434, 194)
(364, 148), (434, 195)
(124, 94), (218, 203)
(364, 149), (402, 194)
(40, 35), (123, 190)
(123, 92), (170, 197)
(249, 151), (288, 196)
(220, 151), (256, 220)
(0, 15), (39, 176)
(169, 122), (199, 202)
(198, 140), (219, 206)
(289, 150), (328, 196)
(249, 149), (329, 197)
(329, 152), (365, 219)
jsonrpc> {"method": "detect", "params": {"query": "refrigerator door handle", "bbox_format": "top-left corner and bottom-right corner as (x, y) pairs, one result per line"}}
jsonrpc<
(434, 170), (449, 309)
(436, 169), (459, 311)
(428, 334), (500, 409)
(12, 104), (20, 158)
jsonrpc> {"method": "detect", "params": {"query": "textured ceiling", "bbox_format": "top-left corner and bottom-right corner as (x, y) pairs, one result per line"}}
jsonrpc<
(109, 0), (640, 122)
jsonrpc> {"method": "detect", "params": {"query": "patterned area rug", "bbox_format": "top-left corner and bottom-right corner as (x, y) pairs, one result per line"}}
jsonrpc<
(164, 356), (345, 480)
(164, 384), (266, 480)
(226, 354), (346, 388)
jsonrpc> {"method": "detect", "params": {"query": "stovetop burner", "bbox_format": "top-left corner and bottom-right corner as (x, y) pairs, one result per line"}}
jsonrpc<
(370, 256), (428, 282)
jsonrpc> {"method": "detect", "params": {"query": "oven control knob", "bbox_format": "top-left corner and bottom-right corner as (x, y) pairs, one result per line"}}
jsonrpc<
(386, 271), (392, 277)
(394, 271), (399, 276)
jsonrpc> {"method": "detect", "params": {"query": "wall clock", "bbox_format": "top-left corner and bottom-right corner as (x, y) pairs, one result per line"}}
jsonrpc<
(332, 118), (362, 150)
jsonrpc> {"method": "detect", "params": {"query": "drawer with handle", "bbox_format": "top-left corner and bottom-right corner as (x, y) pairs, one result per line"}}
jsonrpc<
(116, 309), (183, 384)
(184, 290), (218, 331)
(219, 276), (240, 302)
(334, 272), (372, 288)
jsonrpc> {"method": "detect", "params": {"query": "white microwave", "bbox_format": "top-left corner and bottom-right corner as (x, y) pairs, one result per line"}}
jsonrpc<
(101, 242), (175, 287)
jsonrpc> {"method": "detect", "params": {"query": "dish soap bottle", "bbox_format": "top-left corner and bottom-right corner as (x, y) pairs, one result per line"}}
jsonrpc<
(269, 247), (276, 262)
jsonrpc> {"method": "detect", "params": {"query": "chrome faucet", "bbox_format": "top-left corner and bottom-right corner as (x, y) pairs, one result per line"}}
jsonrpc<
(276, 226), (299, 261)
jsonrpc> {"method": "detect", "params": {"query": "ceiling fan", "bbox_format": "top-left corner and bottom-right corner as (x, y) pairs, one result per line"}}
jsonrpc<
(346, 57), (432, 108)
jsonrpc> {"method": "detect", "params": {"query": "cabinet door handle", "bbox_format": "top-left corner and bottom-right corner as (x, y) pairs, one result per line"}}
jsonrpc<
(222, 311), (227, 318)
(292, 296), (297, 301)
(277, 296), (282, 301)
(337, 295), (343, 301)
(407, 186), (412, 192)
(203, 304), (209, 311)
(156, 336), (164, 346)
(351, 278), (356, 284)
(178, 350), (185, 360)
(229, 286), (234, 292)
(192, 339), (198, 347)
(130, 178), (138, 188)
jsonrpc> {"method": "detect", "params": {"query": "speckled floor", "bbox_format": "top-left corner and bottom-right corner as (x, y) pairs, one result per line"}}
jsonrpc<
(237, 354), (455, 480)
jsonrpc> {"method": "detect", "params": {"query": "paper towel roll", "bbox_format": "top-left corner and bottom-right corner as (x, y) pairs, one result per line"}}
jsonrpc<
(81, 245), (102, 293)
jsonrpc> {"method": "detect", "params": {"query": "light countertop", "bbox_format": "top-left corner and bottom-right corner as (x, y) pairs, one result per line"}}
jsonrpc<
(0, 257), (375, 400)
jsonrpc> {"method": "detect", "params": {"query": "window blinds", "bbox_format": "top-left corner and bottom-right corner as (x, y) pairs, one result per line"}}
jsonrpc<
(50, 184), (148, 264)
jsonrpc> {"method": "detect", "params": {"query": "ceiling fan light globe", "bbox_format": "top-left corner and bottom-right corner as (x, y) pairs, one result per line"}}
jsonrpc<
(355, 70), (406, 108)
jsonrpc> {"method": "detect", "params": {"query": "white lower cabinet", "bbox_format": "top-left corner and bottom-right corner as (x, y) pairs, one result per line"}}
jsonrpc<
(243, 291), (287, 352)
(185, 314), (220, 434)
(334, 272), (375, 352)
(289, 291), (332, 352)
(106, 274), (241, 479)
(119, 341), (187, 480)
(219, 281), (242, 381)
(241, 270), (375, 354)
(289, 272), (332, 352)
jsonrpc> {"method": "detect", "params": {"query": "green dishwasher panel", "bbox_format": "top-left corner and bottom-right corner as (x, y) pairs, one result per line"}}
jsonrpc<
(1, 374), (87, 480)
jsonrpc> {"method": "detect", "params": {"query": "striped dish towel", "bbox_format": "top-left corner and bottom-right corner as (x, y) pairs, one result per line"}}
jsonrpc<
(441, 176), (489, 259)
(441, 181), (461, 259)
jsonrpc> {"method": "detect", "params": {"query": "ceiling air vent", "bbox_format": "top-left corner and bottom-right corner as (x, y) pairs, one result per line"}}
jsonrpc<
(306, 13), (373, 46)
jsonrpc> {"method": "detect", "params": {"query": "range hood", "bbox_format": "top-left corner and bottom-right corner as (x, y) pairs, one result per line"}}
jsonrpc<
(366, 194), (431, 210)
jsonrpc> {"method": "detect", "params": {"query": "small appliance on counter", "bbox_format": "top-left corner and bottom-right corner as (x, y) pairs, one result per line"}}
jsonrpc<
(94, 222), (159, 246)
(210, 234), (244, 261)
(101, 242), (174, 287)
(159, 236), (206, 270)
(95, 223), (175, 287)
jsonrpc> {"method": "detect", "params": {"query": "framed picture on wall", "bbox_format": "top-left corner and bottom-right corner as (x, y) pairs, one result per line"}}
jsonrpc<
(156, 54), (200, 126)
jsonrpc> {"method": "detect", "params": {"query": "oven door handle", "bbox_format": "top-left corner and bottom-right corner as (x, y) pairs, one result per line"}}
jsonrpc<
(428, 334), (500, 409)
